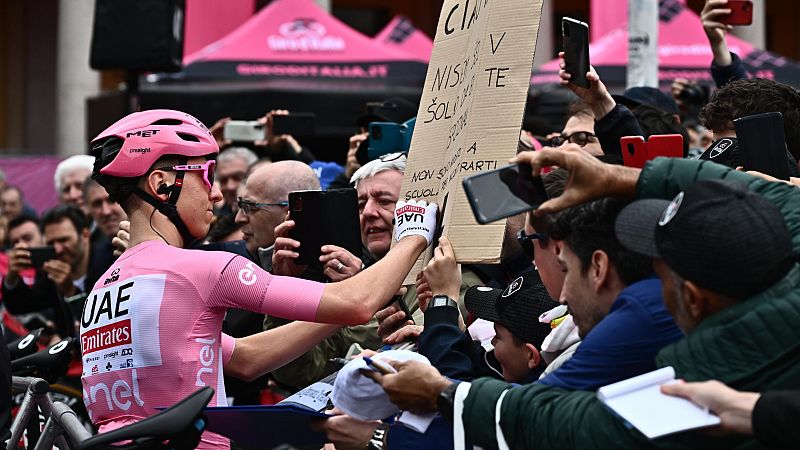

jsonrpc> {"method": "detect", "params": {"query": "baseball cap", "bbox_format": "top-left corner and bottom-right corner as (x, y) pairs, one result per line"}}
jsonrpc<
(698, 137), (742, 168)
(613, 86), (679, 115)
(356, 97), (418, 128)
(464, 271), (559, 347)
(615, 179), (794, 298)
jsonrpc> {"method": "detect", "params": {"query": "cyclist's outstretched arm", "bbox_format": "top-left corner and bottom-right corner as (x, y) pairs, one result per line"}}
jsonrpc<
(223, 323), (341, 382)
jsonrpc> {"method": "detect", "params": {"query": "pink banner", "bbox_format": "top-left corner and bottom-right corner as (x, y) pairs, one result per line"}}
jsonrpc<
(373, 16), (433, 63)
(184, 0), (255, 58)
(0, 156), (62, 215)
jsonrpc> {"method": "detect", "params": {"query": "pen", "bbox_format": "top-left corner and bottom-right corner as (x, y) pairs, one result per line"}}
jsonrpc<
(363, 356), (397, 375)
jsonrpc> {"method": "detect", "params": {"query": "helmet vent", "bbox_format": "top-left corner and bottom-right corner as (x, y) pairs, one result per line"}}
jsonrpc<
(150, 119), (183, 126)
(176, 132), (200, 142)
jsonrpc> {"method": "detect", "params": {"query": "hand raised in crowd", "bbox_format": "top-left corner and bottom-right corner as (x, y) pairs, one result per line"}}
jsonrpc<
(271, 217), (308, 277)
(319, 408), (382, 450)
(320, 245), (362, 282)
(362, 359), (450, 413)
(661, 380), (759, 435)
(112, 220), (131, 257)
(701, 0), (734, 66)
(259, 109), (302, 155)
(208, 116), (232, 150)
(422, 237), (461, 301)
(376, 290), (413, 343)
(346, 132), (368, 179)
(42, 259), (75, 297)
(6, 242), (32, 284)
(558, 52), (616, 120)
(513, 146), (640, 214)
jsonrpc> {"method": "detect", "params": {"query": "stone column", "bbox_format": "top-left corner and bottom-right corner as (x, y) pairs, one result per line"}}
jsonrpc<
(56, 0), (99, 156)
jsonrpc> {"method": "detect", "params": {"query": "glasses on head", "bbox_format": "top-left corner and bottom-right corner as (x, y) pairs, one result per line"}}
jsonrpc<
(237, 197), (289, 215)
(378, 152), (407, 162)
(157, 160), (216, 191)
(517, 229), (549, 260)
(550, 131), (597, 147)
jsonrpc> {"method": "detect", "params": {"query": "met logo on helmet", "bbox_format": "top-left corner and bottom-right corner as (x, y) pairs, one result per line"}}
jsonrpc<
(126, 130), (160, 138)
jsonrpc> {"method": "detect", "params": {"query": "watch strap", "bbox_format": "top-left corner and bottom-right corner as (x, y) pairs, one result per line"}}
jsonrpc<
(437, 380), (461, 422)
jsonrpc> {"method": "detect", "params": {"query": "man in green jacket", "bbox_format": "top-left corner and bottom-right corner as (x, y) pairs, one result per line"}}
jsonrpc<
(366, 145), (800, 449)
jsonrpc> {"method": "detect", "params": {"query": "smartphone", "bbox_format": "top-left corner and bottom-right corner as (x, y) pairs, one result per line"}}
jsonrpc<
(288, 189), (362, 265)
(224, 120), (266, 142)
(462, 163), (549, 225)
(734, 112), (791, 180)
(28, 246), (56, 269)
(272, 113), (316, 136)
(719, 0), (753, 26)
(562, 17), (590, 89)
(620, 134), (684, 169)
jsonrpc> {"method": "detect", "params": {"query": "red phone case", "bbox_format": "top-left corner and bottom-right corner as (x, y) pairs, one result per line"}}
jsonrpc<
(620, 135), (683, 168)
(720, 0), (753, 26)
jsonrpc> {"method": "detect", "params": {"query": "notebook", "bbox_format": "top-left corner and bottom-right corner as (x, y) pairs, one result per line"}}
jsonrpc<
(597, 366), (721, 439)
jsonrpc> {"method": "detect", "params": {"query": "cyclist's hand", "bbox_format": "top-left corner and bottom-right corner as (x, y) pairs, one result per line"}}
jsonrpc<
(272, 219), (307, 277)
(394, 200), (438, 246)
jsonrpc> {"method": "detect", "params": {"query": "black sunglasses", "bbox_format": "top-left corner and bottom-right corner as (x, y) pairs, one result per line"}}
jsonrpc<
(517, 229), (549, 260)
(550, 131), (597, 147)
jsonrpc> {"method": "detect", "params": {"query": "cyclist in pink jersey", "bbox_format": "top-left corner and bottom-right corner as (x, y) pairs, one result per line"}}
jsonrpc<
(82, 109), (438, 448)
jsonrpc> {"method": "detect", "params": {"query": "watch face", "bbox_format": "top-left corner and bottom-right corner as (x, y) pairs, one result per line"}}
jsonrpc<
(431, 296), (456, 309)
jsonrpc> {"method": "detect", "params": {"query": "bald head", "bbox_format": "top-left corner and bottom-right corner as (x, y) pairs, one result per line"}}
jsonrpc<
(235, 160), (321, 254)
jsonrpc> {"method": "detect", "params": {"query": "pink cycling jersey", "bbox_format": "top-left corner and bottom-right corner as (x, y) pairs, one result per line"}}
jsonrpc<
(79, 240), (325, 448)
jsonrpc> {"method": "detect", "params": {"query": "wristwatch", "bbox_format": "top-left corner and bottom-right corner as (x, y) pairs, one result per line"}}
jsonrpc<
(429, 295), (458, 310)
(437, 380), (462, 422)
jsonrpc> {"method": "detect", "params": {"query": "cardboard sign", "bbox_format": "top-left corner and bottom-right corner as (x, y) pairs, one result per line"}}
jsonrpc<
(400, 0), (544, 268)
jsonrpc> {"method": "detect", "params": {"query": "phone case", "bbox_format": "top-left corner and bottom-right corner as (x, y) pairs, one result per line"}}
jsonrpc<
(224, 121), (265, 142)
(272, 113), (316, 136)
(720, 0), (753, 26)
(621, 135), (683, 168)
(288, 189), (362, 265)
(734, 112), (790, 180)
(562, 17), (590, 89)
(462, 164), (548, 225)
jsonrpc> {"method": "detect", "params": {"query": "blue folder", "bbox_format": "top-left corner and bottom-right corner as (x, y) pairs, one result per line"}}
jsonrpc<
(202, 404), (330, 449)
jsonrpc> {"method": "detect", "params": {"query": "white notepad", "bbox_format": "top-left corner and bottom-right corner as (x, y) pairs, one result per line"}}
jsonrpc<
(597, 367), (721, 439)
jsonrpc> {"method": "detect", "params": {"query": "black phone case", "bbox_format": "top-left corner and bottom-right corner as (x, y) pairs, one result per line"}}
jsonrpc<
(562, 18), (590, 89)
(29, 247), (56, 268)
(462, 163), (549, 225)
(734, 112), (791, 180)
(272, 113), (316, 136)
(288, 189), (362, 265)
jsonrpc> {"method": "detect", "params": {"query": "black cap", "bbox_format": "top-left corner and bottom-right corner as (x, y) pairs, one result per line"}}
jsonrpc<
(465, 271), (559, 347)
(615, 179), (794, 298)
(612, 86), (679, 115)
(356, 97), (418, 128)
(698, 137), (742, 169)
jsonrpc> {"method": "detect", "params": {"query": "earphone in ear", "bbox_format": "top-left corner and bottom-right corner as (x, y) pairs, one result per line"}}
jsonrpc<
(157, 184), (172, 195)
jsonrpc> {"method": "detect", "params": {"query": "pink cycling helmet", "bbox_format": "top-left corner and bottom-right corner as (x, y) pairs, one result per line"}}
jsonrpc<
(91, 109), (218, 178)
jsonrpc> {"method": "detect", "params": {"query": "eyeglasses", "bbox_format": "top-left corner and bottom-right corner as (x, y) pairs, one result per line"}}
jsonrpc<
(517, 229), (549, 260)
(157, 160), (216, 191)
(550, 131), (597, 147)
(237, 197), (289, 215)
(378, 152), (407, 162)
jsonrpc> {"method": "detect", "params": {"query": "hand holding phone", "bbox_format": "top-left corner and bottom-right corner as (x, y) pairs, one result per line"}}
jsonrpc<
(562, 17), (590, 88)
(223, 120), (266, 142)
(463, 163), (549, 224)
(719, 0), (753, 26)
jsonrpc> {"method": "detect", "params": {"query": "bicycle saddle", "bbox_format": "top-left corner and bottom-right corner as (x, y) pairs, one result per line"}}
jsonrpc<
(11, 337), (74, 383)
(7, 328), (43, 360)
(78, 387), (214, 450)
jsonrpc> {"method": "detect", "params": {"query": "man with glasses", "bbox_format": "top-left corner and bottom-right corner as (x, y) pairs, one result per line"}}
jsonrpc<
(234, 160), (319, 269)
(216, 147), (258, 217)
(551, 102), (603, 155)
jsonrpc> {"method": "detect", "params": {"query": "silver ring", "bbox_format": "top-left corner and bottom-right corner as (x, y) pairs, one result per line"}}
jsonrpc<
(336, 261), (344, 272)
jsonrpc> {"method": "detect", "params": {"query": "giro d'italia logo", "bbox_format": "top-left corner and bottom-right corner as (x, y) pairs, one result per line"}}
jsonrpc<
(659, 192), (684, 226)
(269, 19), (345, 52)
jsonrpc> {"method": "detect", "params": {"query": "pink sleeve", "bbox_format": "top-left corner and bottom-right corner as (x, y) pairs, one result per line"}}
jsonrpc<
(221, 333), (235, 366)
(207, 255), (324, 322)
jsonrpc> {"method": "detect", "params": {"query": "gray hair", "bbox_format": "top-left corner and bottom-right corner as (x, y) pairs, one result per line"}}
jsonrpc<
(350, 153), (406, 188)
(54, 155), (94, 193)
(218, 146), (258, 167)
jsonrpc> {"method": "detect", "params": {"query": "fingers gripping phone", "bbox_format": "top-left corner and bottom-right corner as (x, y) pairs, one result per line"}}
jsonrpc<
(28, 246), (56, 269)
(224, 120), (266, 142)
(463, 163), (549, 225)
(719, 0), (753, 26)
(734, 112), (791, 180)
(562, 17), (590, 89)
